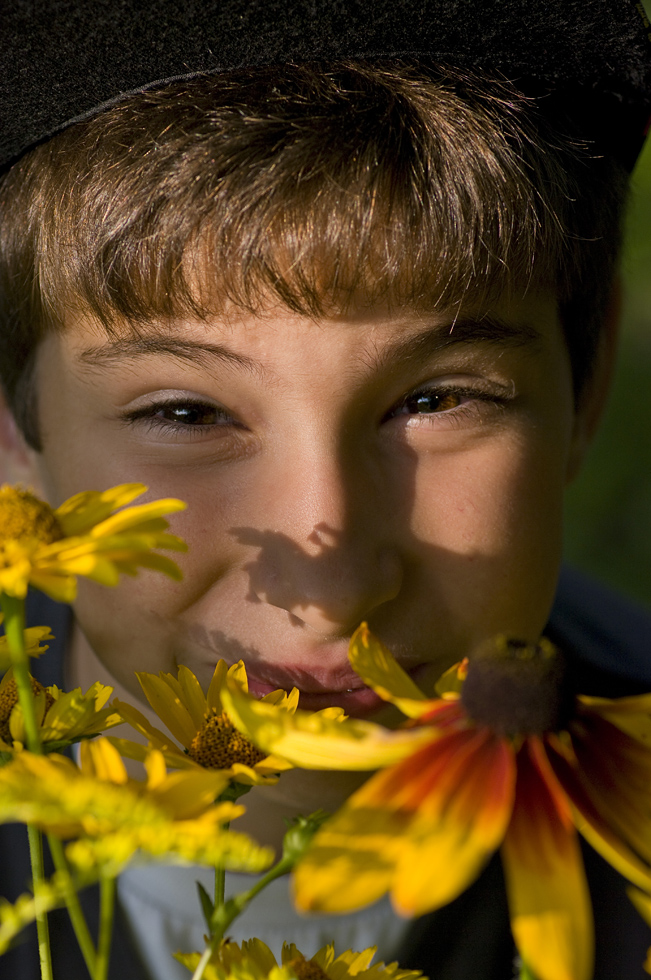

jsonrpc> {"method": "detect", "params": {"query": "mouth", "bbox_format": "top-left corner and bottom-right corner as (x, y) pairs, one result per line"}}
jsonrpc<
(183, 624), (430, 718)
(242, 660), (429, 717)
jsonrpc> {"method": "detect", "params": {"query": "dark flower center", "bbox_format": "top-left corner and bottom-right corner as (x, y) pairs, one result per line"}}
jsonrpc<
(460, 636), (573, 737)
(0, 487), (62, 546)
(0, 676), (55, 743)
(286, 954), (330, 980)
(187, 709), (266, 769)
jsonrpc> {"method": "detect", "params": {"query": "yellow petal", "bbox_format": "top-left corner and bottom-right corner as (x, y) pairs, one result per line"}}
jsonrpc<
(39, 689), (96, 741)
(581, 692), (651, 746)
(292, 806), (404, 912)
(222, 683), (431, 770)
(502, 739), (593, 980)
(109, 735), (199, 771)
(111, 700), (180, 752)
(135, 673), (198, 747)
(89, 498), (186, 537)
(547, 735), (651, 892)
(434, 660), (467, 697)
(0, 560), (39, 599)
(261, 687), (300, 711)
(388, 729), (515, 914)
(227, 660), (249, 692)
(55, 484), (148, 535)
(569, 712), (651, 865)
(79, 738), (129, 785)
(207, 660), (230, 711)
(25, 570), (76, 603)
(329, 947), (375, 976)
(348, 624), (429, 719)
(226, 762), (282, 786)
(309, 944), (337, 972)
(176, 665), (209, 730)
(150, 769), (233, 817)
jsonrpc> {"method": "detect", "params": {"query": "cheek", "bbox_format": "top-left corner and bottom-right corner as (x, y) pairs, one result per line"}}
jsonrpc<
(411, 436), (564, 550)
(409, 429), (569, 639)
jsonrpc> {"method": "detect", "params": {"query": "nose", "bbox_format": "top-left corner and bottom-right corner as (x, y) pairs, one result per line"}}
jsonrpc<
(236, 451), (405, 635)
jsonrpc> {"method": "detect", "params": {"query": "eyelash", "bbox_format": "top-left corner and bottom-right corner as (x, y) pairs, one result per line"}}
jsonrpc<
(121, 383), (507, 439)
(121, 400), (237, 436)
(385, 383), (508, 426)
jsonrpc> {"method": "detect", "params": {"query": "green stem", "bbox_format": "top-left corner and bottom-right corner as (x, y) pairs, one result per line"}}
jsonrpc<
(47, 834), (97, 977)
(27, 824), (54, 980)
(214, 822), (229, 915)
(0, 592), (42, 754)
(96, 874), (116, 980)
(191, 854), (294, 980)
(223, 854), (294, 925)
(2, 592), (53, 980)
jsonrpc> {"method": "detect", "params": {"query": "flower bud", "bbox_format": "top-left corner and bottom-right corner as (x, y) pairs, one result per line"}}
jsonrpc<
(282, 811), (330, 865)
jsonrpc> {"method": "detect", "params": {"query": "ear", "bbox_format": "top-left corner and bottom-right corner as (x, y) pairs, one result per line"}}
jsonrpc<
(0, 389), (44, 490)
(566, 277), (622, 483)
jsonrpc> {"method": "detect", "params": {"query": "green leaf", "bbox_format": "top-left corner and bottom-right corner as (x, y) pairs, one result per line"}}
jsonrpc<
(196, 881), (214, 930)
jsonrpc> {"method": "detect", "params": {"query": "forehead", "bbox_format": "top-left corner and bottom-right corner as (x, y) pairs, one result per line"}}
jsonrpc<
(55, 291), (559, 377)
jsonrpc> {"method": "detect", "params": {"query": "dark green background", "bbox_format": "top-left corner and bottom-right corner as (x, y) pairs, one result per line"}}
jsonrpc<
(564, 104), (651, 605)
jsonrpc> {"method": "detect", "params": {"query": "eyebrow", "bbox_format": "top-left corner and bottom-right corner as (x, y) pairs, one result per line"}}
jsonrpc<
(371, 315), (542, 372)
(78, 336), (265, 378)
(78, 314), (540, 377)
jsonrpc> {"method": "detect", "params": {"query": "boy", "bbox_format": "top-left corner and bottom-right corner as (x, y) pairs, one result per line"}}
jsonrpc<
(1, 1), (651, 977)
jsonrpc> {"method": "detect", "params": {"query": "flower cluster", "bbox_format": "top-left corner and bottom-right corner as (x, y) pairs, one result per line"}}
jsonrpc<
(113, 659), (300, 789)
(0, 482), (187, 602)
(0, 671), (121, 754)
(0, 737), (273, 874)
(176, 938), (423, 980)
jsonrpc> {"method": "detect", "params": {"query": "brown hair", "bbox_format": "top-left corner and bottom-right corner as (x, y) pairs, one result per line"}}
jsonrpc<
(0, 62), (628, 448)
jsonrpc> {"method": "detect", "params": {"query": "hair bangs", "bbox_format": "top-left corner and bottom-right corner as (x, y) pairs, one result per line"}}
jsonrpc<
(0, 62), (628, 449)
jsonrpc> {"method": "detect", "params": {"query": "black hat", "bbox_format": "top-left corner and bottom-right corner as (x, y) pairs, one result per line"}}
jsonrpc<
(2, 0), (651, 171)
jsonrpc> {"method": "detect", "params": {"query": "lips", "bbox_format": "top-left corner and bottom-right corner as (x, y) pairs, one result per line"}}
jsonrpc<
(241, 658), (427, 717)
(183, 623), (427, 718)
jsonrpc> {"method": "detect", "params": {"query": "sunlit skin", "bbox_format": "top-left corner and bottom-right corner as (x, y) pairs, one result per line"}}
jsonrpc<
(16, 290), (607, 847)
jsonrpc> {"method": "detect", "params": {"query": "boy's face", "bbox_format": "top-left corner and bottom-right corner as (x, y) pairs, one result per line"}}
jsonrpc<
(32, 291), (583, 717)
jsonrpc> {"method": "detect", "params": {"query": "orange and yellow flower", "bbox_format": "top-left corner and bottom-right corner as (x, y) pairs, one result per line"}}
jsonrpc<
(176, 937), (423, 980)
(0, 483), (187, 602)
(113, 660), (305, 788)
(228, 624), (651, 980)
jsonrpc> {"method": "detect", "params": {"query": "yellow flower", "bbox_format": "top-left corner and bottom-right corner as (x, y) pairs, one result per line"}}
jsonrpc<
(236, 624), (651, 980)
(0, 483), (187, 602)
(176, 938), (424, 980)
(113, 660), (303, 788)
(0, 668), (121, 753)
(0, 738), (273, 875)
(0, 619), (53, 671)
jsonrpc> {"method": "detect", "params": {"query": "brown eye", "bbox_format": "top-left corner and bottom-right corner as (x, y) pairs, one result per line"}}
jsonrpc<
(403, 391), (462, 414)
(154, 404), (223, 425)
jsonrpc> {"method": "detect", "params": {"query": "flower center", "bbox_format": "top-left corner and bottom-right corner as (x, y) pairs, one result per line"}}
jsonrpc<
(286, 955), (330, 980)
(0, 676), (55, 743)
(0, 487), (62, 545)
(460, 636), (573, 737)
(187, 709), (266, 769)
